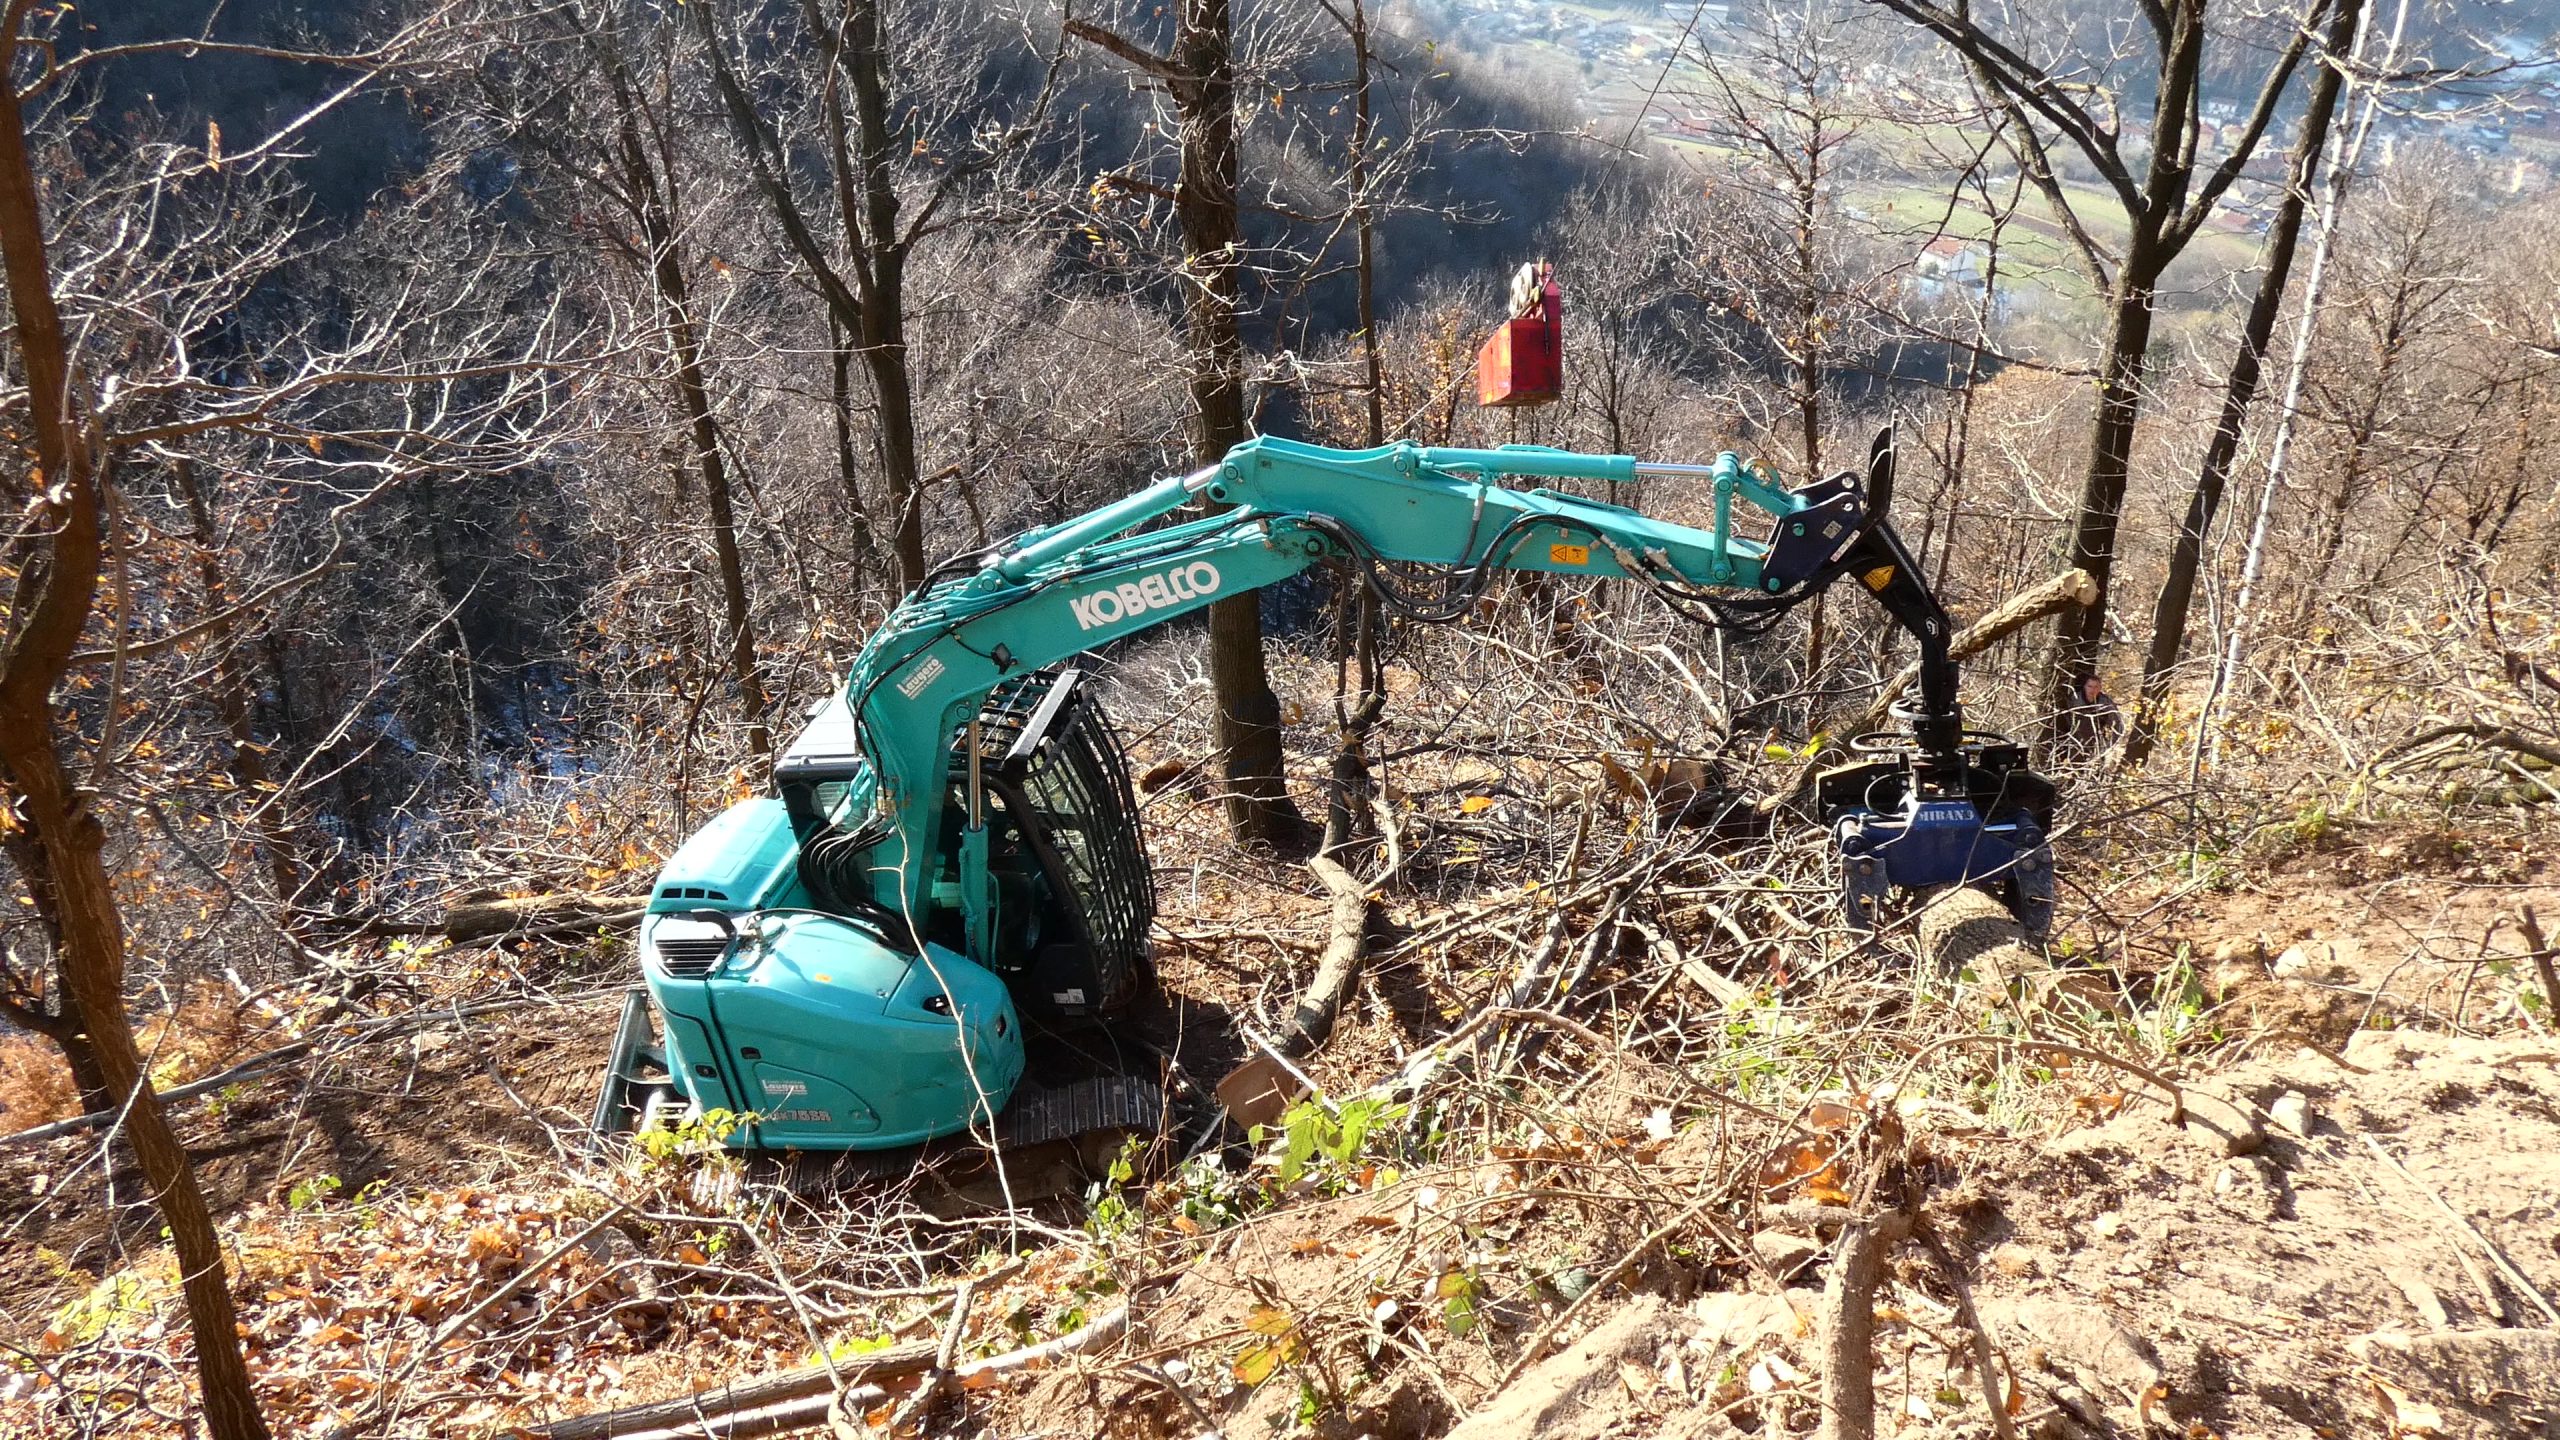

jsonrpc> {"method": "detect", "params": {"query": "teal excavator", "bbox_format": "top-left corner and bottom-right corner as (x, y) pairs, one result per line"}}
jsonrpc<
(590, 429), (2056, 1167)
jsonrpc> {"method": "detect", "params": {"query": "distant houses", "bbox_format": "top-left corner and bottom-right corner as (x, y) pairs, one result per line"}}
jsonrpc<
(1910, 236), (1990, 304)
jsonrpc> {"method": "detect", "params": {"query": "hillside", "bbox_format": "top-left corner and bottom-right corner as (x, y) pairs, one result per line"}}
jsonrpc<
(2, 2), (2558, 1440)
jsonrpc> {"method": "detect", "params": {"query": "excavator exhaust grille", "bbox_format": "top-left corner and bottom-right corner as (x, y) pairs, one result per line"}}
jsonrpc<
(652, 935), (729, 976)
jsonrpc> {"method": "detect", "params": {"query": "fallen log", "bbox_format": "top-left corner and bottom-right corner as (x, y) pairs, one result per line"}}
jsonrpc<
(533, 1340), (939, 1440)
(1917, 887), (2118, 1018)
(1815, 1205), (1916, 1440)
(443, 891), (652, 943)
(531, 1304), (1133, 1440)
(1278, 856), (1372, 1057)
(0, 992), (598, 1150)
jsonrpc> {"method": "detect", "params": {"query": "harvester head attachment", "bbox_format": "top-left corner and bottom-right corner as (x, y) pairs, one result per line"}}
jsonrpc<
(1814, 727), (2057, 938)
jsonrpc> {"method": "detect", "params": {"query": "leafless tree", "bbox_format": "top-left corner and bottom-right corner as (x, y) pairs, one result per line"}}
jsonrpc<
(2122, 0), (2368, 764)
(1664, 0), (1894, 671)
(1857, 0), (2332, 756)
(691, 0), (1067, 597)
(0, 5), (579, 1432)
(1067, 0), (1309, 847)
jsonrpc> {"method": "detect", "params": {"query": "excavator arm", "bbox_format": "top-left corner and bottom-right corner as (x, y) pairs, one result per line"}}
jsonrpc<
(782, 432), (2044, 937)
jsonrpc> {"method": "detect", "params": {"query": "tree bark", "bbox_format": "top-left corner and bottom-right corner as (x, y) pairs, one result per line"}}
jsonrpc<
(1173, 0), (1301, 847)
(834, 0), (929, 594)
(2123, 0), (2362, 766)
(827, 309), (885, 589)
(1815, 1207), (1913, 1440)
(2036, 250), (2161, 758)
(2036, 2), (2205, 751)
(1323, 0), (1386, 859)
(0, 25), (272, 1434)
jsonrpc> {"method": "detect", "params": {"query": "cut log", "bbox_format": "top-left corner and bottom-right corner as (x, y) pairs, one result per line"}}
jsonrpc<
(1917, 887), (2044, 1001)
(533, 1341), (937, 1440)
(1278, 856), (1371, 1057)
(443, 892), (652, 943)
(1853, 567), (2097, 736)
(532, 1303), (1134, 1440)
(1916, 887), (2116, 1017)
(1815, 1207), (1915, 1440)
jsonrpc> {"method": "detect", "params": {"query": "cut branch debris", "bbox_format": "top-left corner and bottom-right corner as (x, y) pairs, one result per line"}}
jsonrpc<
(1279, 855), (1373, 1057)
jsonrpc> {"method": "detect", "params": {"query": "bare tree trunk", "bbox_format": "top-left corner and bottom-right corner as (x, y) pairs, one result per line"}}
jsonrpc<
(0, 39), (272, 1436)
(607, 66), (771, 757)
(1069, 1), (1304, 847)
(830, 0), (928, 594)
(1174, 0), (1300, 847)
(1322, 0), (1386, 858)
(1849, 0), (2322, 763)
(2036, 250), (2162, 757)
(687, 0), (931, 598)
(2123, 0), (2364, 767)
(828, 310), (885, 589)
(2210, 0), (2404, 756)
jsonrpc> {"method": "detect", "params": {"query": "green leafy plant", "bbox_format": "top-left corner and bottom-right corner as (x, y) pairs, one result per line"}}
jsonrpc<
(634, 1107), (748, 1165)
(1437, 1269), (1486, 1337)
(1083, 1136), (1144, 1242)
(1171, 1152), (1255, 1232)
(1273, 1097), (1404, 1187)
(287, 1174), (342, 1212)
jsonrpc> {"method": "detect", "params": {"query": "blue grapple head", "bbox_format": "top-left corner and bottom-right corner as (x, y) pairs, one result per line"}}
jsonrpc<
(1816, 729), (2058, 939)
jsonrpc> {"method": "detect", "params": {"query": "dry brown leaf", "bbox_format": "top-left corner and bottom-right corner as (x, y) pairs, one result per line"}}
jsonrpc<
(2362, 1372), (2445, 1436)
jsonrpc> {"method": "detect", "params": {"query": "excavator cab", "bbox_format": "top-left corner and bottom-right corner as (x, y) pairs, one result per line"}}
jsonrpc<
(935, 669), (1155, 1027)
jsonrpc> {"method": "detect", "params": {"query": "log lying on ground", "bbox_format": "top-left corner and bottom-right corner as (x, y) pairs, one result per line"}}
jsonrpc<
(533, 1305), (1134, 1440)
(534, 1340), (939, 1440)
(1815, 1207), (1916, 1440)
(336, 889), (653, 944)
(1277, 855), (1372, 1057)
(443, 891), (652, 943)
(1916, 887), (2046, 1003)
(1916, 887), (2116, 1017)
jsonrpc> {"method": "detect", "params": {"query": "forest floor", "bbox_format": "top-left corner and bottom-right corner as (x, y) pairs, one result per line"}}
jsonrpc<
(3, 788), (2556, 1439)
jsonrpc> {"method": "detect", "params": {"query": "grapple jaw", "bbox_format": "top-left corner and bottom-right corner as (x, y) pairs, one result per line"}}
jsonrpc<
(1815, 729), (2057, 938)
